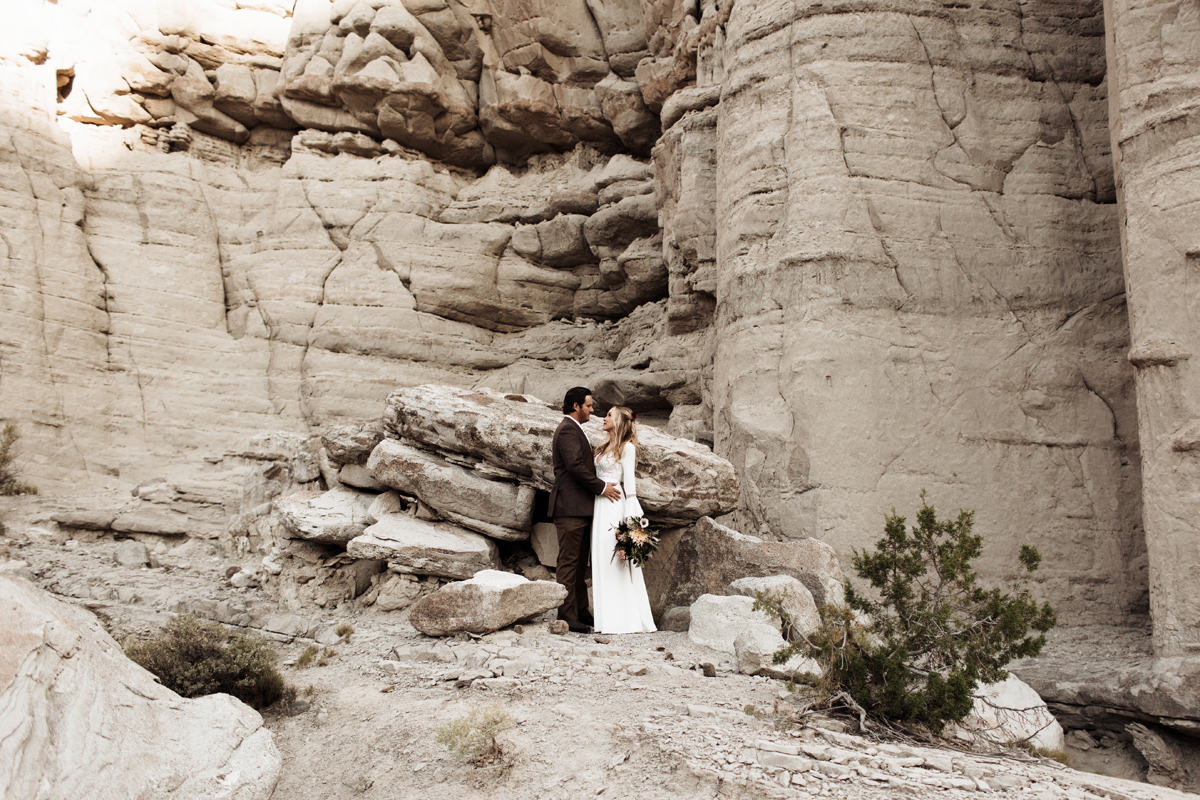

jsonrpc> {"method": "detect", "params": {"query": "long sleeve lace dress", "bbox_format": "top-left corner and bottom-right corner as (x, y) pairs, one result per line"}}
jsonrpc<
(589, 443), (657, 634)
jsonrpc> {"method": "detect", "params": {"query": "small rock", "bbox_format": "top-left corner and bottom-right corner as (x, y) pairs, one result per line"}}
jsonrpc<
(261, 553), (283, 575)
(734, 623), (787, 675)
(1065, 729), (1097, 751)
(660, 606), (690, 632)
(290, 698), (310, 715)
(115, 540), (150, 567)
(229, 569), (258, 589)
(758, 751), (814, 772)
(699, 662), (717, 678)
(814, 762), (852, 778)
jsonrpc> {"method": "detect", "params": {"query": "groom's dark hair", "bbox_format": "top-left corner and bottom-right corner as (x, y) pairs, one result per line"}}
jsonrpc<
(562, 386), (592, 415)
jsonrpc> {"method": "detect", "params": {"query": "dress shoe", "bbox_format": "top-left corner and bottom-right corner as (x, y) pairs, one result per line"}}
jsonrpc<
(566, 620), (593, 634)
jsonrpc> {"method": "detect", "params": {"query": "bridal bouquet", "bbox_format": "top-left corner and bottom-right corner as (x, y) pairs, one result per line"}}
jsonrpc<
(612, 515), (661, 572)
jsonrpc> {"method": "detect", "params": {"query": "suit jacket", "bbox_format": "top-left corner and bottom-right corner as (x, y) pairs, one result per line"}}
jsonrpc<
(548, 416), (605, 517)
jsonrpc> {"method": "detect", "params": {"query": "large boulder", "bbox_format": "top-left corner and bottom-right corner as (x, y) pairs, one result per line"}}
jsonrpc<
(664, 517), (845, 608)
(383, 385), (740, 523)
(275, 486), (376, 544)
(727, 575), (821, 639)
(688, 594), (779, 654)
(346, 513), (501, 580)
(409, 570), (567, 636)
(0, 576), (280, 800)
(367, 438), (534, 540)
(948, 675), (1066, 751)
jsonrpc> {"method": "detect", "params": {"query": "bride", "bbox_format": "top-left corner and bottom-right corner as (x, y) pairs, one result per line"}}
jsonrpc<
(590, 405), (657, 634)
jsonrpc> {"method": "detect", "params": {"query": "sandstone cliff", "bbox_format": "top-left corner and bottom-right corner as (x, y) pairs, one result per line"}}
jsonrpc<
(0, 0), (1189, 680)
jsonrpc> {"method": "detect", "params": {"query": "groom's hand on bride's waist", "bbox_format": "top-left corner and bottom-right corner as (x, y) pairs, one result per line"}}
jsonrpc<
(602, 482), (621, 502)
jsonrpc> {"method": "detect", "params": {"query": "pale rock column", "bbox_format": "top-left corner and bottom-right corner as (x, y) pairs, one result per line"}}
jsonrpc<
(1104, 0), (1200, 655)
(713, 0), (1144, 625)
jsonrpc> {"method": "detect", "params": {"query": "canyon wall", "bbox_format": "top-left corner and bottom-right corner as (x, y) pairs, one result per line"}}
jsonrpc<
(712, 0), (1144, 626)
(1, 0), (708, 497)
(0, 0), (1160, 636)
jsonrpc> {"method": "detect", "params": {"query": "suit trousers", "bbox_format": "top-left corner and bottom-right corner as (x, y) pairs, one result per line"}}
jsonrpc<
(554, 515), (591, 621)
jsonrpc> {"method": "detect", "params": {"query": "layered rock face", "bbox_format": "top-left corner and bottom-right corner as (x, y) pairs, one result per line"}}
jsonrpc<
(712, 0), (1144, 628)
(1, 0), (707, 499)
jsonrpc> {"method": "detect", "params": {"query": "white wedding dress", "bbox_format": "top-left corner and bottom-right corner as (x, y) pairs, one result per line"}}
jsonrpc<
(590, 443), (657, 634)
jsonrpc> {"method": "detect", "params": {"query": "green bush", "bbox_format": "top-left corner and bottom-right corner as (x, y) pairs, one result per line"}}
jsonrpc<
(768, 492), (1056, 732)
(124, 615), (286, 710)
(0, 422), (37, 496)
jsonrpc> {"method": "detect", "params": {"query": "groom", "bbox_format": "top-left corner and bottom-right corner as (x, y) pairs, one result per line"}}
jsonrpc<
(549, 386), (620, 633)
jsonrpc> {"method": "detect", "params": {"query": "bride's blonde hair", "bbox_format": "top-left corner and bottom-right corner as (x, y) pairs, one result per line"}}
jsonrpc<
(597, 405), (638, 460)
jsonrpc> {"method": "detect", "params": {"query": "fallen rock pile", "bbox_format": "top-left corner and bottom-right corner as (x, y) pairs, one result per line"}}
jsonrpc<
(380, 384), (740, 523)
(262, 384), (749, 622)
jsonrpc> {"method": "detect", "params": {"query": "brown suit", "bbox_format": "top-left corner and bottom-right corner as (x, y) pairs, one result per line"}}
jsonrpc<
(549, 416), (605, 621)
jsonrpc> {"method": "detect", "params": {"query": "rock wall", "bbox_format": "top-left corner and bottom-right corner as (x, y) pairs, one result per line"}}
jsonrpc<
(712, 0), (1145, 626)
(1, 0), (706, 497)
(0, 0), (1169, 637)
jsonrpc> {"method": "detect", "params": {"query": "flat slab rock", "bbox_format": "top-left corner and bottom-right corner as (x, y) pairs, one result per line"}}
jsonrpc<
(383, 384), (740, 523)
(275, 486), (376, 544)
(0, 576), (280, 800)
(409, 569), (567, 636)
(367, 438), (533, 539)
(346, 513), (501, 580)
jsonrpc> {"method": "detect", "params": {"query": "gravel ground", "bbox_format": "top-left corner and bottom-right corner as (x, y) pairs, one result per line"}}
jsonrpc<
(0, 495), (1190, 800)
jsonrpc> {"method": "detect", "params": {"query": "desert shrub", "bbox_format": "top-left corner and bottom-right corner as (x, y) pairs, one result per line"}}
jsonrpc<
(436, 704), (515, 766)
(336, 622), (354, 642)
(124, 614), (285, 709)
(0, 422), (37, 496)
(764, 492), (1056, 733)
(295, 644), (318, 668)
(295, 643), (335, 668)
(1027, 745), (1071, 766)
